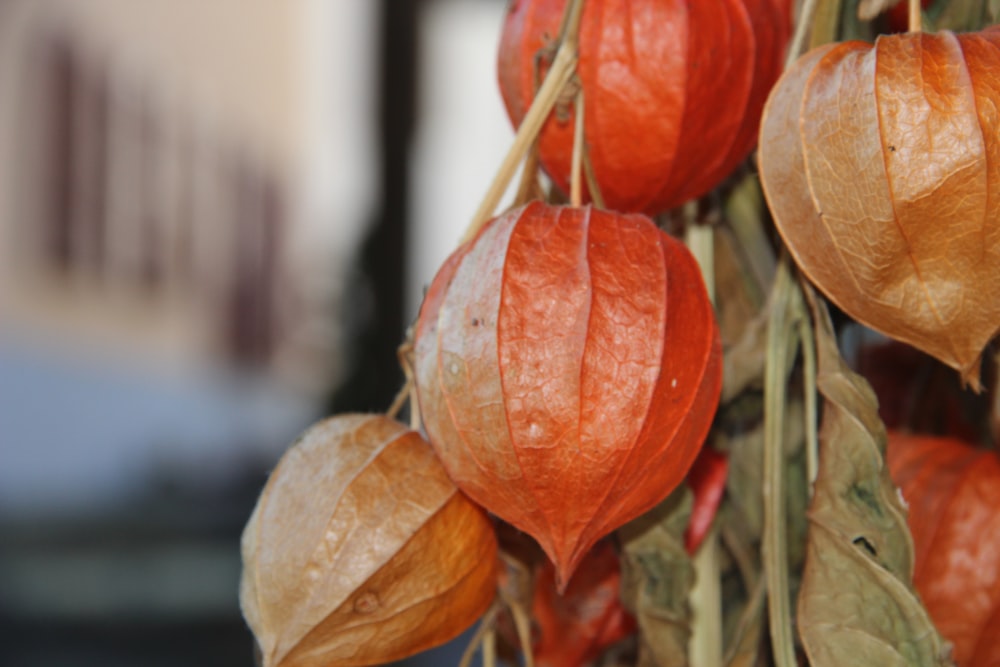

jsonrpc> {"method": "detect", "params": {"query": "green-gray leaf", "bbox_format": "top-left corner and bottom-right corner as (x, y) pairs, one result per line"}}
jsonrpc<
(796, 295), (953, 667)
(620, 487), (694, 667)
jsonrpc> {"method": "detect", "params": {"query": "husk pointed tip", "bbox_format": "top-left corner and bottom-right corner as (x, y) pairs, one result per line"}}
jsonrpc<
(550, 539), (594, 595)
(958, 355), (983, 393)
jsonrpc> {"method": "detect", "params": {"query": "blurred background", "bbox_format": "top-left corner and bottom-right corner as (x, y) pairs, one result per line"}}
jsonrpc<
(0, 0), (514, 664)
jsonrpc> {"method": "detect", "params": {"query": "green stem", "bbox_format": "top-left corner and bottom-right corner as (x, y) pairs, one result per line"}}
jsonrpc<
(798, 298), (819, 494)
(690, 527), (723, 667)
(685, 211), (721, 667)
(787, 0), (823, 67)
(762, 257), (802, 667)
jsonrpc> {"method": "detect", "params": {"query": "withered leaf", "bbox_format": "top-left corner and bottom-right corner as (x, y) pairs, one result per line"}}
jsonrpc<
(240, 415), (498, 667)
(796, 299), (953, 666)
(619, 487), (694, 667)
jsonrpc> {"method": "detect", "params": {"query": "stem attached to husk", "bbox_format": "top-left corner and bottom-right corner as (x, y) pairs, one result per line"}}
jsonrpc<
(762, 256), (804, 667)
(387, 337), (416, 426)
(464, 0), (587, 241)
(787, 0), (823, 68)
(570, 88), (585, 207)
(909, 0), (923, 32)
(685, 208), (722, 667)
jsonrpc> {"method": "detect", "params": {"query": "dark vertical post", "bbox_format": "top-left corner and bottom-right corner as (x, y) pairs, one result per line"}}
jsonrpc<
(329, 0), (418, 413)
(44, 37), (74, 272)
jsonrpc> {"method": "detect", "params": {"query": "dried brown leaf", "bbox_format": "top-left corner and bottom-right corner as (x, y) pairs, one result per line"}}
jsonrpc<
(619, 488), (694, 667)
(796, 300), (953, 666)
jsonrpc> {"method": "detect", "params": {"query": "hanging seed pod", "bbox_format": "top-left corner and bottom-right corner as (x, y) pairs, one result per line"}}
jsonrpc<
(888, 432), (1000, 666)
(497, 0), (791, 214)
(532, 540), (636, 667)
(414, 202), (722, 587)
(759, 28), (1000, 388)
(239, 414), (498, 667)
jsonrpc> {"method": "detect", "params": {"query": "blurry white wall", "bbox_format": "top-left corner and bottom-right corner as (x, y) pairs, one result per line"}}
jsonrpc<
(0, 0), (378, 514)
(408, 0), (515, 321)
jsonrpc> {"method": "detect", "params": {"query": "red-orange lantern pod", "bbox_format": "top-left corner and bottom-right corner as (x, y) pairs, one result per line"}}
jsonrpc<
(497, 0), (791, 215)
(887, 432), (1000, 666)
(414, 202), (722, 587)
(532, 540), (636, 667)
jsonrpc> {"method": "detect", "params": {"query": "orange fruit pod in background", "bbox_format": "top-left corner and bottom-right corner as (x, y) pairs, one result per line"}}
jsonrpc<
(413, 201), (722, 588)
(887, 432), (1000, 666)
(759, 28), (1000, 389)
(239, 415), (498, 667)
(497, 0), (791, 215)
(532, 540), (636, 667)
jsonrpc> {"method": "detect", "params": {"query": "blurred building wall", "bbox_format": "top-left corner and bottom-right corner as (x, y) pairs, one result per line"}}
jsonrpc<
(0, 0), (378, 514)
(0, 0), (376, 393)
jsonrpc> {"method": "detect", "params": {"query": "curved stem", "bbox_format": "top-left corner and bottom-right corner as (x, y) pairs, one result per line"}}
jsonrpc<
(386, 377), (411, 421)
(458, 602), (501, 667)
(463, 0), (586, 241)
(785, 0), (822, 69)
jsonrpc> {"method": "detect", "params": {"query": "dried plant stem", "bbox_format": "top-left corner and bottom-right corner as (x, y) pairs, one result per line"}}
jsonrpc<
(690, 527), (723, 667)
(582, 149), (606, 209)
(385, 378), (411, 420)
(507, 595), (536, 667)
(483, 626), (497, 667)
(463, 0), (586, 242)
(513, 145), (542, 207)
(570, 88), (585, 207)
(909, 0), (923, 32)
(725, 177), (775, 301)
(684, 217), (716, 303)
(458, 602), (501, 667)
(762, 257), (802, 667)
(799, 297), (819, 494)
(684, 207), (721, 667)
(388, 338), (416, 424)
(786, 0), (822, 69)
